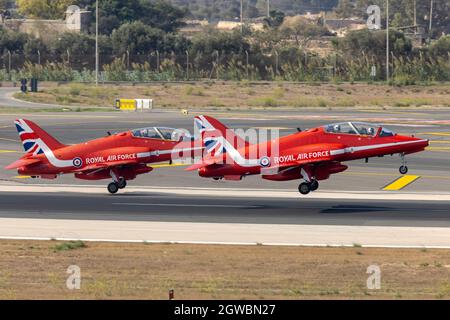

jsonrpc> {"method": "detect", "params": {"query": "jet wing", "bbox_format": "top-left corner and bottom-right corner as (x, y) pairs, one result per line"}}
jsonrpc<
(5, 158), (41, 170)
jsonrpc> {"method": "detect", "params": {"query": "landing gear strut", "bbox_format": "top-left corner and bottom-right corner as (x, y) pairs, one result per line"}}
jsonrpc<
(108, 170), (127, 194)
(298, 167), (319, 195)
(399, 153), (408, 175)
(117, 177), (127, 189)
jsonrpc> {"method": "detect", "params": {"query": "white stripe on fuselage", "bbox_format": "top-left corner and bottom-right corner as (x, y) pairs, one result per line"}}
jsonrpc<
(210, 138), (427, 168)
(136, 147), (204, 159)
(330, 139), (427, 156)
(36, 139), (74, 168)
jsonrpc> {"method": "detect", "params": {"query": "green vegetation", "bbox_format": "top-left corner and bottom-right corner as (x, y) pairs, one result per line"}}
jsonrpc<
(0, 0), (448, 83)
(53, 240), (87, 252)
(13, 82), (450, 110)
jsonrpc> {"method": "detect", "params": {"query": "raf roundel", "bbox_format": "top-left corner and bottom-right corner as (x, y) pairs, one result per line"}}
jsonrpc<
(72, 157), (83, 168)
(259, 156), (271, 167)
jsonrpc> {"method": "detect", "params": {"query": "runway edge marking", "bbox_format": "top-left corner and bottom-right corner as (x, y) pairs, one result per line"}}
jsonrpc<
(0, 236), (449, 249)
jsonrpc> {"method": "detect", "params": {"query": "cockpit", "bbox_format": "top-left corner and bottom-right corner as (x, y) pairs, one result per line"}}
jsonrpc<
(324, 122), (395, 137)
(132, 127), (192, 141)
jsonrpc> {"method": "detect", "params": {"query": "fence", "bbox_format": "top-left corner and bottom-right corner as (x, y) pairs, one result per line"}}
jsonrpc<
(0, 51), (448, 83)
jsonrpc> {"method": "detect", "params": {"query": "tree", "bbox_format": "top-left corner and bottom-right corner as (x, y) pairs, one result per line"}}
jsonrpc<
(110, 21), (188, 55)
(16, 0), (75, 19)
(89, 0), (187, 35)
(139, 0), (186, 33)
(430, 35), (450, 58)
(333, 29), (412, 63)
(264, 10), (285, 28)
(0, 26), (29, 53)
(49, 32), (96, 56)
(279, 15), (329, 48)
(335, 0), (355, 18)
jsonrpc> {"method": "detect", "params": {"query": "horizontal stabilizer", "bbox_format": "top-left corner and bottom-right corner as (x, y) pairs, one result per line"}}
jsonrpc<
(5, 158), (41, 170)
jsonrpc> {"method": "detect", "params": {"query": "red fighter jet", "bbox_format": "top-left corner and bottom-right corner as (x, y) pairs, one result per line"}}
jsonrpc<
(5, 119), (199, 194)
(187, 115), (429, 195)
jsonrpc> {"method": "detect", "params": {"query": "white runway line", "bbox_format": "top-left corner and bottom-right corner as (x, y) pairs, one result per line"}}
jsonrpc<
(1, 184), (450, 201)
(0, 218), (449, 248)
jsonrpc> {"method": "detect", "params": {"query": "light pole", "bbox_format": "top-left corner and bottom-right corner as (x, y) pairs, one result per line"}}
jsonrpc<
(95, 0), (99, 86)
(186, 50), (189, 80)
(429, 0), (433, 41)
(240, 0), (243, 32)
(386, 0), (389, 83)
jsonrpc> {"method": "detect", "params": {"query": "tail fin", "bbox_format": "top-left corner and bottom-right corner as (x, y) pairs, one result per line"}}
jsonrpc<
(14, 119), (65, 155)
(194, 115), (249, 157)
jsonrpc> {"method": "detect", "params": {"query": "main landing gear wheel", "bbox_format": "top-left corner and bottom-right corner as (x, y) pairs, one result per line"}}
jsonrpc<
(399, 165), (408, 175)
(310, 180), (319, 191)
(117, 178), (127, 189)
(298, 182), (311, 195)
(107, 182), (119, 194)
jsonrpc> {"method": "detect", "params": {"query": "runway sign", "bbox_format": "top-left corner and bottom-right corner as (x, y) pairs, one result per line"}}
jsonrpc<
(383, 175), (420, 191)
(115, 99), (153, 111)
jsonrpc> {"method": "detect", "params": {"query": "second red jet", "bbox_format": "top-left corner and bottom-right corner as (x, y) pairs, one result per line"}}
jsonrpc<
(188, 115), (429, 195)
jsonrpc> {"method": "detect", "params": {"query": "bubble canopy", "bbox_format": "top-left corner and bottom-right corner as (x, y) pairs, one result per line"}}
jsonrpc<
(132, 127), (191, 141)
(324, 122), (395, 137)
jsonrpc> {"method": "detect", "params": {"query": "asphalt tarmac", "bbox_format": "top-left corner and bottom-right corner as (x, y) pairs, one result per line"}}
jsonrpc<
(1, 94), (449, 246)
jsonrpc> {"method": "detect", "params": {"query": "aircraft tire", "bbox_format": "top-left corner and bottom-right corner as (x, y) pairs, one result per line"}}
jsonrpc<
(108, 182), (119, 194)
(399, 165), (408, 175)
(298, 182), (311, 195)
(310, 180), (319, 191)
(118, 178), (127, 189)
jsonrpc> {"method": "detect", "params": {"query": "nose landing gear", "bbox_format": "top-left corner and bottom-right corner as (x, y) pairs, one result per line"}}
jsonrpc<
(298, 180), (319, 195)
(399, 153), (408, 174)
(107, 170), (128, 194)
(298, 167), (319, 195)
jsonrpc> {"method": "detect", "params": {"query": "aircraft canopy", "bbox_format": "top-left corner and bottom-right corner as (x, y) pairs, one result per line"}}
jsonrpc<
(324, 122), (395, 137)
(132, 127), (191, 141)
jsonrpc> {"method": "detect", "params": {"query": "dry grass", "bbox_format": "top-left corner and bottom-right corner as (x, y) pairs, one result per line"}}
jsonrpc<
(13, 82), (450, 110)
(0, 240), (449, 299)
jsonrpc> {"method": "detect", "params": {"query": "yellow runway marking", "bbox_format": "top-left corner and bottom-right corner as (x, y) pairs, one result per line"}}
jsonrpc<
(426, 146), (450, 152)
(0, 150), (19, 153)
(422, 132), (450, 136)
(14, 176), (31, 179)
(383, 175), (421, 191)
(430, 140), (450, 144)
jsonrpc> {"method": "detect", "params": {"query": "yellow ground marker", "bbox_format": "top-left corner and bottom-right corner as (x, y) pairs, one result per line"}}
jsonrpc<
(14, 176), (31, 179)
(383, 175), (420, 191)
(426, 146), (450, 152)
(0, 150), (19, 153)
(422, 132), (450, 136)
(148, 163), (190, 169)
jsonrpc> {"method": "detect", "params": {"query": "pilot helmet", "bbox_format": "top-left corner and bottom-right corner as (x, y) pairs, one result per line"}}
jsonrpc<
(333, 124), (341, 132)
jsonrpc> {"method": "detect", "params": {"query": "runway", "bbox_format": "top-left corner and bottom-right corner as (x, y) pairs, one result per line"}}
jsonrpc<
(0, 185), (449, 247)
(1, 96), (450, 247)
